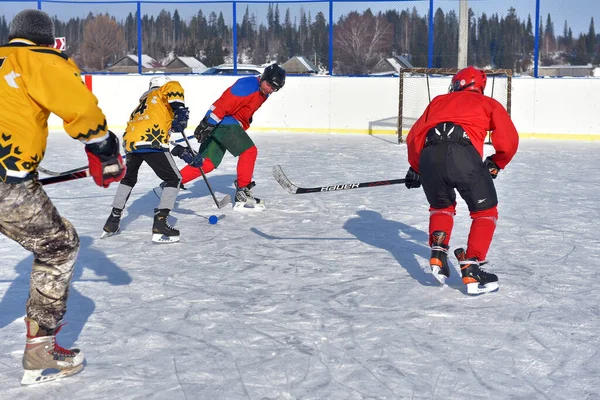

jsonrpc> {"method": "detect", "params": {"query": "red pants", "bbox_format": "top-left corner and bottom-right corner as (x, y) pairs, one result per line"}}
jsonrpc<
(180, 145), (258, 187)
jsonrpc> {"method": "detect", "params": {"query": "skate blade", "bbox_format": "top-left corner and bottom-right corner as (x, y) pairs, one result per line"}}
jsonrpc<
(465, 281), (499, 295)
(152, 233), (180, 243)
(431, 266), (447, 285)
(233, 200), (265, 212)
(100, 229), (120, 239)
(21, 364), (83, 386)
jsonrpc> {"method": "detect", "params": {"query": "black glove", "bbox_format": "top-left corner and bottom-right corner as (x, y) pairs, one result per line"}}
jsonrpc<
(405, 167), (421, 189)
(193, 116), (216, 143)
(189, 153), (204, 168)
(484, 156), (501, 179)
(171, 144), (194, 164)
(171, 107), (189, 133)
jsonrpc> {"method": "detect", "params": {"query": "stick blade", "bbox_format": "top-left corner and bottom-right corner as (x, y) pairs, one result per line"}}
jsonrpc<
(217, 194), (232, 209)
(272, 164), (299, 194)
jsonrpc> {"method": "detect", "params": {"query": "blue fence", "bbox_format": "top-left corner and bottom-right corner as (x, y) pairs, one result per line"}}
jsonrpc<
(1, 0), (598, 77)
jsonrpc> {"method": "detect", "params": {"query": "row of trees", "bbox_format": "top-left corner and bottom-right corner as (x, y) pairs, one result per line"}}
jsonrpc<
(0, 6), (598, 74)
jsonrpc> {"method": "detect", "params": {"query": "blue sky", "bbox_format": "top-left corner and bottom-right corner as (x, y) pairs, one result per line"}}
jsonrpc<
(0, 0), (596, 36)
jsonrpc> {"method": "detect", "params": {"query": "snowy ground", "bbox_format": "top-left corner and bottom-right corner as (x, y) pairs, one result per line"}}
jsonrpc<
(1, 132), (599, 399)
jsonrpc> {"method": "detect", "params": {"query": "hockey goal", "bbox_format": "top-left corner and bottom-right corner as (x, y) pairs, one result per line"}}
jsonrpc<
(397, 67), (512, 143)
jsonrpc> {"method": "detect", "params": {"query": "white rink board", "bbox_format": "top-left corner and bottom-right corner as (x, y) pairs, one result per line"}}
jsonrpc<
(49, 74), (600, 139)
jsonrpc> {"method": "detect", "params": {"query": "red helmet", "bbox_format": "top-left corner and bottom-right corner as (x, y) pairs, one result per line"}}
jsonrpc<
(450, 66), (487, 94)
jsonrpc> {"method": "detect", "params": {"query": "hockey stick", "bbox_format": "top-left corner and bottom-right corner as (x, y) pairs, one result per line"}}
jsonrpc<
(178, 132), (231, 209)
(173, 134), (195, 144)
(39, 169), (90, 185)
(272, 164), (406, 194)
(38, 165), (88, 177)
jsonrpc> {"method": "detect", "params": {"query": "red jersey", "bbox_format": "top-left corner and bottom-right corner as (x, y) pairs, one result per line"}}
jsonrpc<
(407, 91), (519, 173)
(206, 76), (268, 130)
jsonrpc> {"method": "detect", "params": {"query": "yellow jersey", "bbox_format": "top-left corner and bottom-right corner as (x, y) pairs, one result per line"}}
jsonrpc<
(123, 81), (185, 154)
(0, 39), (108, 183)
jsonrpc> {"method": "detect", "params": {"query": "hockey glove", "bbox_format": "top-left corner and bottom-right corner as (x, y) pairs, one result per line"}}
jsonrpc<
(484, 156), (501, 179)
(85, 131), (126, 188)
(171, 107), (189, 133)
(171, 144), (195, 164)
(193, 116), (216, 143)
(189, 153), (204, 168)
(405, 167), (421, 189)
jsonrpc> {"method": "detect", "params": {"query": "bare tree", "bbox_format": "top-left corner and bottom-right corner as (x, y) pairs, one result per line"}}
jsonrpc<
(334, 10), (392, 74)
(80, 14), (126, 71)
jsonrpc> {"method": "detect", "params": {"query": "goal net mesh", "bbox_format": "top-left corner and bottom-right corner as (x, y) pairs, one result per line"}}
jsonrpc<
(397, 68), (512, 143)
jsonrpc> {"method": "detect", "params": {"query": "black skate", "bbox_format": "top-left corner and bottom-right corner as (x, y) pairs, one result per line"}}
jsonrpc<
(234, 180), (265, 212)
(430, 231), (450, 285)
(454, 248), (499, 295)
(152, 208), (180, 243)
(101, 208), (122, 239)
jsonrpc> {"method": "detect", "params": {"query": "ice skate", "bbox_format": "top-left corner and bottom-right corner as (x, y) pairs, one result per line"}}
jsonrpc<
(233, 180), (265, 212)
(152, 208), (180, 243)
(21, 318), (84, 386)
(152, 181), (187, 199)
(454, 248), (499, 295)
(429, 231), (450, 285)
(101, 208), (122, 239)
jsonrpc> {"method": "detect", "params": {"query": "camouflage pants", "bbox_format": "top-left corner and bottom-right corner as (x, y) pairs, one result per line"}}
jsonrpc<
(0, 179), (80, 333)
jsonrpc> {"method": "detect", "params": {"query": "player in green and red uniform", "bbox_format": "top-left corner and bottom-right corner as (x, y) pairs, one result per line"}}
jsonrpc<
(173, 63), (285, 211)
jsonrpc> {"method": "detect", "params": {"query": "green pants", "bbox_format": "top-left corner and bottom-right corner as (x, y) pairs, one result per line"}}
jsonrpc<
(199, 124), (255, 168)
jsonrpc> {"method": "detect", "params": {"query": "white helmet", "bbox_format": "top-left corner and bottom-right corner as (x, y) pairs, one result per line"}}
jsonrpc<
(149, 76), (170, 89)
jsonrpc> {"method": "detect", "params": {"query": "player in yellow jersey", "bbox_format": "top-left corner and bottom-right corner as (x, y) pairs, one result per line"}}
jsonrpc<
(102, 76), (188, 243)
(0, 9), (125, 385)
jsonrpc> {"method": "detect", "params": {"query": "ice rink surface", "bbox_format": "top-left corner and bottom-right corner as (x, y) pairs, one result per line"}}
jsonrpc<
(1, 132), (599, 399)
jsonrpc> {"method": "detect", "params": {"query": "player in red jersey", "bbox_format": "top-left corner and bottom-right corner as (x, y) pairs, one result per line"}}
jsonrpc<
(404, 66), (519, 295)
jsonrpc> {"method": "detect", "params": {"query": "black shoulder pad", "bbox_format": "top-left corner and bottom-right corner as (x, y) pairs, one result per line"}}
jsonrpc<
(31, 48), (69, 61)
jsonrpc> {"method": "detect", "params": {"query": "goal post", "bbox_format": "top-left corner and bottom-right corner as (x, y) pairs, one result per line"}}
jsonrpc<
(397, 67), (512, 143)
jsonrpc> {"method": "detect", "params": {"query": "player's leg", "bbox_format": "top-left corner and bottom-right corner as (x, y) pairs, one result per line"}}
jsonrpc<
(453, 145), (500, 294)
(0, 180), (84, 384)
(102, 153), (144, 237)
(179, 136), (225, 184)
(145, 151), (182, 243)
(419, 144), (457, 284)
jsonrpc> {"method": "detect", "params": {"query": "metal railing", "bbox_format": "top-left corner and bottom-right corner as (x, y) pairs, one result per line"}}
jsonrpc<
(1, 0), (597, 77)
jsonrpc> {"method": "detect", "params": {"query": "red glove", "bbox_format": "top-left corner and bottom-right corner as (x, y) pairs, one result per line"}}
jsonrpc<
(85, 131), (126, 188)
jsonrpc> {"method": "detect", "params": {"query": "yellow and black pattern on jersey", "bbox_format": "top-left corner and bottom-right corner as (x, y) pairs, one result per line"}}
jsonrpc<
(0, 39), (108, 182)
(123, 81), (185, 154)
(0, 132), (43, 181)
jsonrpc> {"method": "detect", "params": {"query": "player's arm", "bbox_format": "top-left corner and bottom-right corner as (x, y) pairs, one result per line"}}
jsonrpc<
(406, 109), (430, 173)
(28, 55), (125, 187)
(30, 56), (108, 143)
(488, 103), (519, 169)
(193, 85), (242, 142)
(164, 81), (188, 133)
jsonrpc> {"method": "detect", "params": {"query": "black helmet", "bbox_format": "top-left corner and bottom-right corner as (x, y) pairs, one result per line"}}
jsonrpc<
(261, 64), (286, 91)
(9, 9), (55, 46)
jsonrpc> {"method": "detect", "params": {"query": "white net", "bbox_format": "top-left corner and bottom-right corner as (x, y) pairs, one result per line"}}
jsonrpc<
(398, 68), (512, 143)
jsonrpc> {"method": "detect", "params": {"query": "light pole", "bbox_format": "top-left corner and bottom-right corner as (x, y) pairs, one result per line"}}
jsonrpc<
(458, 0), (469, 68)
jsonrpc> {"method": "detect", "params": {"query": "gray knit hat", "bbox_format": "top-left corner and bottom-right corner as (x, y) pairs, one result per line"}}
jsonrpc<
(9, 9), (55, 45)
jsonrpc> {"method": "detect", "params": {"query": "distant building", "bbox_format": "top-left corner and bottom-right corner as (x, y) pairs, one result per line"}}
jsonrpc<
(105, 54), (163, 73)
(538, 65), (594, 77)
(370, 55), (413, 76)
(281, 56), (318, 74)
(164, 56), (207, 74)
